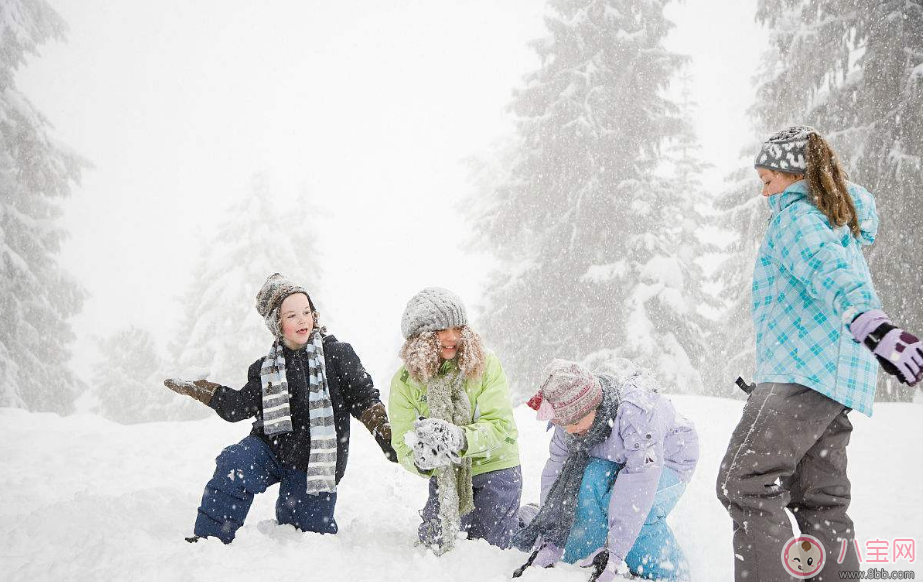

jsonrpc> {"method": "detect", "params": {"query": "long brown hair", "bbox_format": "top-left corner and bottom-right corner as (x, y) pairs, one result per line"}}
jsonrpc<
(399, 325), (486, 383)
(805, 132), (861, 237)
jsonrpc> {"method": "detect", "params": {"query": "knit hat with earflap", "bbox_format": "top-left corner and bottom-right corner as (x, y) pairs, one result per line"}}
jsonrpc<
(527, 359), (603, 426)
(255, 273), (314, 338)
(400, 287), (468, 339)
(754, 125), (817, 175)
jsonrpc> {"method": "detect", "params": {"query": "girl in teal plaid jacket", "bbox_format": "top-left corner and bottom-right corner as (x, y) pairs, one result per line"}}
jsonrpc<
(716, 127), (923, 582)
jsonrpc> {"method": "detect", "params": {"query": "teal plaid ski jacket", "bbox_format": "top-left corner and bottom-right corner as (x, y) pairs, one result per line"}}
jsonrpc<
(752, 180), (882, 416)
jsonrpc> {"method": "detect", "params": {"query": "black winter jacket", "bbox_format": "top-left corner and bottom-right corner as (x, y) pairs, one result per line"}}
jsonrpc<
(208, 335), (383, 482)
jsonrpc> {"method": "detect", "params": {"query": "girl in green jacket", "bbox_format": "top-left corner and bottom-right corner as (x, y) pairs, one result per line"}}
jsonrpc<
(389, 287), (521, 553)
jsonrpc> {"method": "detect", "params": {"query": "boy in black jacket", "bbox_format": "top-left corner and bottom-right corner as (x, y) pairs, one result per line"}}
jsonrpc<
(165, 273), (395, 543)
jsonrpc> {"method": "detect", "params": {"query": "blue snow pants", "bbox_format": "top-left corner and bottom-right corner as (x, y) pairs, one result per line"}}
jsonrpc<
(419, 465), (523, 549)
(194, 436), (338, 543)
(562, 458), (690, 580)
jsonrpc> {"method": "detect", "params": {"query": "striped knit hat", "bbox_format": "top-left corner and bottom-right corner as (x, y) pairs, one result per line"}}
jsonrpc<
(527, 359), (602, 426)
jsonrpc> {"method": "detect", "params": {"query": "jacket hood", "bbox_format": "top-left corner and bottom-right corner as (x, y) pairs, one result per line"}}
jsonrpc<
(767, 180), (878, 246)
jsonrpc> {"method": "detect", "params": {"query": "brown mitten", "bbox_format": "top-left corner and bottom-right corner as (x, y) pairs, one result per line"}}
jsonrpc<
(163, 378), (219, 405)
(359, 402), (397, 462)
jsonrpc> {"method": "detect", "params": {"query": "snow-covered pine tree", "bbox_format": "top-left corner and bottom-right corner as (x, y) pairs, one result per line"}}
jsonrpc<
(0, 1), (88, 413)
(469, 0), (709, 399)
(667, 71), (709, 190)
(711, 167), (766, 396)
(664, 69), (724, 393)
(715, 0), (922, 401)
(90, 326), (180, 423)
(169, 174), (322, 396)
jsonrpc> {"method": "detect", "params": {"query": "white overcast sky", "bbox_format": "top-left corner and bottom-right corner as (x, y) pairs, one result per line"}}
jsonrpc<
(18, 0), (766, 387)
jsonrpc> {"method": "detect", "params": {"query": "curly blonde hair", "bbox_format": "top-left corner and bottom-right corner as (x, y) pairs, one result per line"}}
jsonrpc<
(399, 325), (486, 383)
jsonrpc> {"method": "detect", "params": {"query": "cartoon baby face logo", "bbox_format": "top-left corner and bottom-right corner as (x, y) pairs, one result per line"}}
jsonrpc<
(781, 535), (825, 579)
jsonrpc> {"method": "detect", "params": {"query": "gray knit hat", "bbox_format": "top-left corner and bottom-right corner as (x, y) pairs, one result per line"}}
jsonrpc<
(401, 287), (468, 339)
(255, 273), (313, 337)
(754, 125), (817, 175)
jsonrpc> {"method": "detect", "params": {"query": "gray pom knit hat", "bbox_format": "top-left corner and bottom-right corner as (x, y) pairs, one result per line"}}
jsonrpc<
(754, 125), (817, 175)
(401, 287), (468, 339)
(255, 273), (314, 338)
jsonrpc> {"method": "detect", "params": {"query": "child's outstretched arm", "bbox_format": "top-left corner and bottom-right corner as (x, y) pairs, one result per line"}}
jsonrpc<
(164, 360), (263, 422)
(163, 378), (218, 405)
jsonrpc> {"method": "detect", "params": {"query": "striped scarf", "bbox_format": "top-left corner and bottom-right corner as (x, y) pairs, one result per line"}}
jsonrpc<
(260, 331), (338, 495)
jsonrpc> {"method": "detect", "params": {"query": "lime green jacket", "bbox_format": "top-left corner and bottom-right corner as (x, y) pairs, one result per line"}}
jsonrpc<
(389, 352), (521, 478)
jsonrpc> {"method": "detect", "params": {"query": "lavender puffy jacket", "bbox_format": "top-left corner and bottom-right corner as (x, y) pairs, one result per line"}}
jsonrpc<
(540, 378), (699, 563)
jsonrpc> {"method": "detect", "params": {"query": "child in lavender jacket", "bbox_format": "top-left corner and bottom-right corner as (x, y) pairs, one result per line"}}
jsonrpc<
(514, 360), (699, 581)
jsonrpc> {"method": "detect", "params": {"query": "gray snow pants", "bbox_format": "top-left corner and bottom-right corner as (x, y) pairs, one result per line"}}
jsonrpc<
(419, 465), (522, 549)
(716, 382), (860, 582)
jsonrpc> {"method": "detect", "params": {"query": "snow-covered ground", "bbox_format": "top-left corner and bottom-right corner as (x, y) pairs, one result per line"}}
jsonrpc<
(2, 396), (920, 581)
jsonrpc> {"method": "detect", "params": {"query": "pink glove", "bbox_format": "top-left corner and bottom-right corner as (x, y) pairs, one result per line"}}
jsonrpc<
(850, 309), (923, 386)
